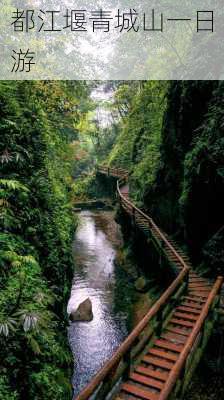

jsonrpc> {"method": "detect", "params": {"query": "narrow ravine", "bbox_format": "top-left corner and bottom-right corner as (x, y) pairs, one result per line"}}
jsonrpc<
(67, 210), (139, 397)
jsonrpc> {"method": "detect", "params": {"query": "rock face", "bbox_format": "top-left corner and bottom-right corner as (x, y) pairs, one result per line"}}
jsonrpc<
(69, 298), (93, 322)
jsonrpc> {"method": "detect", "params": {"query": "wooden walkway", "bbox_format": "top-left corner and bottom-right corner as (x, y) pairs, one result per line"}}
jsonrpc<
(75, 166), (223, 400)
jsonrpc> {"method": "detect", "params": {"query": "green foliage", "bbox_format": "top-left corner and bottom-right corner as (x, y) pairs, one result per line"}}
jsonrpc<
(0, 376), (18, 400)
(0, 179), (29, 192)
(72, 175), (96, 201)
(30, 365), (72, 400)
(0, 80), (87, 398)
(108, 81), (167, 204)
(104, 80), (223, 276)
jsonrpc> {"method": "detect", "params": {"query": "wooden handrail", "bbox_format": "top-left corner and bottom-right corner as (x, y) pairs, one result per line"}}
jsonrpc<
(158, 276), (223, 400)
(75, 266), (189, 400)
(116, 178), (189, 272)
(99, 164), (189, 273)
(98, 166), (128, 177)
(92, 166), (223, 400)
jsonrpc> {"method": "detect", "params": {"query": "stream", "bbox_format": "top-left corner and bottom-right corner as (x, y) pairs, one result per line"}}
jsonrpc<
(67, 210), (141, 397)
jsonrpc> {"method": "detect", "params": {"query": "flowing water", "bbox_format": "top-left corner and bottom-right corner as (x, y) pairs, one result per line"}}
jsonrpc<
(68, 210), (139, 397)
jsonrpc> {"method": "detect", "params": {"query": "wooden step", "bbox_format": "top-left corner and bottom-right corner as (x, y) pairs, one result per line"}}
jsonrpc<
(183, 296), (205, 304)
(168, 253), (187, 259)
(148, 348), (178, 362)
(173, 312), (198, 321)
(161, 331), (187, 344)
(135, 366), (168, 382)
(143, 355), (174, 370)
(177, 305), (201, 315)
(189, 282), (211, 287)
(154, 339), (183, 353)
(130, 373), (164, 390)
(170, 318), (195, 328)
(188, 280), (209, 289)
(165, 250), (178, 256)
(189, 288), (211, 293)
(189, 283), (209, 288)
(189, 292), (209, 299)
(167, 255), (178, 259)
(181, 301), (203, 310)
(121, 383), (159, 400)
(190, 285), (211, 290)
(166, 326), (191, 336)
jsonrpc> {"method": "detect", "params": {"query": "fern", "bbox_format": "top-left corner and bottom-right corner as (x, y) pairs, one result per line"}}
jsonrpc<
(0, 179), (29, 193)
(1, 251), (38, 267)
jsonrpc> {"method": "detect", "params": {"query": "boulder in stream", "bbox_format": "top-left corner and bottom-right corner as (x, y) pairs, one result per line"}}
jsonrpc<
(69, 298), (93, 322)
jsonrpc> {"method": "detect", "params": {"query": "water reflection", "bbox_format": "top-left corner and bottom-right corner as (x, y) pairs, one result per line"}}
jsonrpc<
(68, 211), (137, 396)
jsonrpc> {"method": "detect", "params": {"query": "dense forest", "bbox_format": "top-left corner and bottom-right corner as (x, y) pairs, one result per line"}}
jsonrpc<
(1, 80), (223, 399)
(0, 81), (90, 399)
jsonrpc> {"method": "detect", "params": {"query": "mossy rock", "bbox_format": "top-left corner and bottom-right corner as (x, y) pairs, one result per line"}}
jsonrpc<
(134, 276), (149, 293)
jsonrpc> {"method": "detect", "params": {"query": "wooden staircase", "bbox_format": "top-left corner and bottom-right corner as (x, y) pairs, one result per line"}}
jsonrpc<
(74, 166), (223, 400)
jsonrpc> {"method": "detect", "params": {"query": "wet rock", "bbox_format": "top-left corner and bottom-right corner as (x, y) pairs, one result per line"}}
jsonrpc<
(69, 298), (93, 322)
(134, 276), (149, 293)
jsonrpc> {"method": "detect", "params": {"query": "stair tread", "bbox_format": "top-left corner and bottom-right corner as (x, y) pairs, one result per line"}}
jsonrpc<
(135, 366), (168, 382)
(182, 301), (203, 310)
(173, 312), (198, 321)
(189, 292), (209, 299)
(154, 339), (183, 353)
(177, 306), (201, 315)
(130, 373), (164, 390)
(189, 282), (211, 287)
(143, 355), (174, 370)
(148, 348), (178, 362)
(166, 326), (191, 336)
(183, 296), (205, 304)
(121, 383), (159, 400)
(161, 331), (187, 344)
(170, 318), (195, 328)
